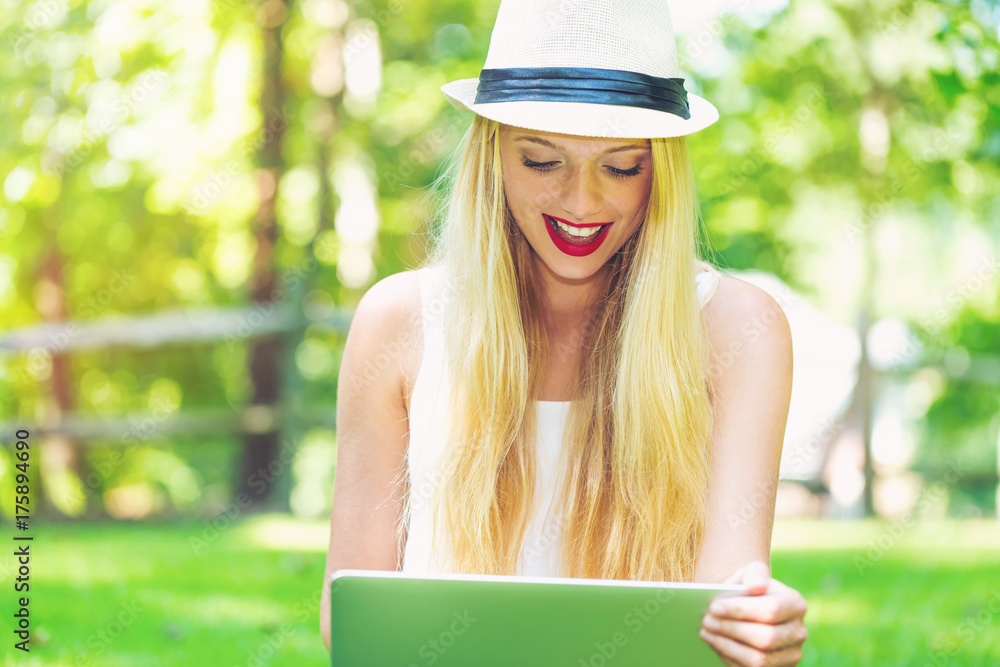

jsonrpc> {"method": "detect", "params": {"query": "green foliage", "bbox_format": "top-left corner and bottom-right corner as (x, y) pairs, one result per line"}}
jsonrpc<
(0, 0), (997, 519)
(916, 305), (1000, 484)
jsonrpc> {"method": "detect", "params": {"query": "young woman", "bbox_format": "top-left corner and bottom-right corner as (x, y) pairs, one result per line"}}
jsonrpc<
(322, 1), (809, 665)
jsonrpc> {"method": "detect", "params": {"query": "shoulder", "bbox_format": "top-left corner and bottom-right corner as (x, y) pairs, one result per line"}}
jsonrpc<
(344, 268), (426, 397)
(356, 268), (423, 319)
(701, 273), (792, 386)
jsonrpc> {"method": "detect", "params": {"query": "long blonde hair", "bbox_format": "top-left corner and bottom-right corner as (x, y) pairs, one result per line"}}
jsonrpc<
(398, 115), (715, 582)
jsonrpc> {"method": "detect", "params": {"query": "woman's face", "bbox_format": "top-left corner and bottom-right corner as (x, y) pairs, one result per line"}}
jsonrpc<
(498, 123), (653, 282)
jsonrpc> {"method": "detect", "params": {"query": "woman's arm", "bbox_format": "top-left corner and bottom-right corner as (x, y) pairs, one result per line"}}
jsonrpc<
(319, 272), (418, 654)
(695, 275), (792, 582)
(694, 275), (808, 666)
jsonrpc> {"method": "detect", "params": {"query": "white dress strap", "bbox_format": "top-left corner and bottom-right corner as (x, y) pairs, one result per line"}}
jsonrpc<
(695, 260), (720, 309)
(402, 265), (453, 574)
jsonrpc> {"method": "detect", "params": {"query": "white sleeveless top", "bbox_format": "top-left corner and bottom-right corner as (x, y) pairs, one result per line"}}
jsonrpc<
(402, 261), (721, 577)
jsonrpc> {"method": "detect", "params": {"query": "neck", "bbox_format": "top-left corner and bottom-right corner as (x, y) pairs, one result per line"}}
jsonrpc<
(532, 257), (610, 341)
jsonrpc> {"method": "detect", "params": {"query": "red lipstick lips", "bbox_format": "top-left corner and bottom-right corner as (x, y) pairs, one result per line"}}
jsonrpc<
(543, 214), (613, 257)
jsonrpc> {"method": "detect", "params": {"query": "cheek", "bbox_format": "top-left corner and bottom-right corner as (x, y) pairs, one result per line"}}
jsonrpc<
(630, 179), (653, 216)
(502, 178), (535, 230)
(533, 177), (563, 207)
(507, 177), (550, 213)
(614, 188), (651, 227)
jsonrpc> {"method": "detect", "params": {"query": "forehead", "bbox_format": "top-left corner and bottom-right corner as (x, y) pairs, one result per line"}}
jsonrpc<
(500, 125), (650, 155)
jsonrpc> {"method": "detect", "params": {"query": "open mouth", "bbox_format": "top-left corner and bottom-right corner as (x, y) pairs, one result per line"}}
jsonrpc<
(544, 215), (610, 245)
(542, 214), (614, 257)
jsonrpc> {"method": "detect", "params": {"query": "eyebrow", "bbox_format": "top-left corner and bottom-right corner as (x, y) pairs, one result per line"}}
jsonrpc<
(513, 136), (650, 155)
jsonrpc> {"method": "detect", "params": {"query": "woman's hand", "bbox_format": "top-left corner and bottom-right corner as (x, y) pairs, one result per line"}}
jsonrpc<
(699, 560), (808, 666)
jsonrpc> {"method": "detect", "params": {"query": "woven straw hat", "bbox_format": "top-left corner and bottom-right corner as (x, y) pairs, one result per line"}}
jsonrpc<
(440, 0), (719, 139)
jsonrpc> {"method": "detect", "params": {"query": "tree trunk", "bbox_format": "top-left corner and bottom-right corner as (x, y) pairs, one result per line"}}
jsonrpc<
(237, 0), (293, 507)
(36, 212), (92, 518)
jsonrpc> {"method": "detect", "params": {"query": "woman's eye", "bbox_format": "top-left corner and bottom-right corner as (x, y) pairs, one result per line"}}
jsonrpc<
(521, 156), (643, 180)
(606, 165), (643, 180)
(521, 157), (558, 171)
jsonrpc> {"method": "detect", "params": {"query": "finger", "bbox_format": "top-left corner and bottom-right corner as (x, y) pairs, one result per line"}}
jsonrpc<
(700, 628), (804, 667)
(709, 591), (808, 625)
(702, 615), (808, 652)
(721, 563), (747, 585)
(742, 560), (771, 595)
(698, 629), (742, 667)
(765, 579), (809, 616)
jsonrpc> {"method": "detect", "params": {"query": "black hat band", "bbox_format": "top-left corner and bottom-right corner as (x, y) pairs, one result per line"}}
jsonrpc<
(473, 66), (691, 120)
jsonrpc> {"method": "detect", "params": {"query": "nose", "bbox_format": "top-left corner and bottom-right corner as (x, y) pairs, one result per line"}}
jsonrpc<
(559, 164), (604, 221)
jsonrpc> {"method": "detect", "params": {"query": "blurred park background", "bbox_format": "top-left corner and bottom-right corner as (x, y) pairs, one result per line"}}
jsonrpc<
(1, 0), (998, 664)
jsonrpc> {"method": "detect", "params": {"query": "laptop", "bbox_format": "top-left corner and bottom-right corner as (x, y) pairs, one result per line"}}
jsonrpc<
(328, 569), (745, 666)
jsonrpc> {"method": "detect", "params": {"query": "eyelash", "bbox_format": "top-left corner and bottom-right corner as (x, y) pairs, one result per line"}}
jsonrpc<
(520, 156), (643, 181)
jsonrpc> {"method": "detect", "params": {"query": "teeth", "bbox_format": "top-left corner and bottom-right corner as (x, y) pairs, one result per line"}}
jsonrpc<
(553, 219), (602, 238)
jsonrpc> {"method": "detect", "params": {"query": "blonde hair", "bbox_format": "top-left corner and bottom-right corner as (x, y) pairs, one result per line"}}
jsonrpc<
(397, 115), (716, 582)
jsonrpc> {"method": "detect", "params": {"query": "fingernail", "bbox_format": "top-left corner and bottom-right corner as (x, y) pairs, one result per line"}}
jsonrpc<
(709, 602), (725, 614)
(703, 615), (719, 630)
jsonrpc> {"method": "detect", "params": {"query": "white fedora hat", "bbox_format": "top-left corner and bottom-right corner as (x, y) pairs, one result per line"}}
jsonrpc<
(441, 0), (719, 139)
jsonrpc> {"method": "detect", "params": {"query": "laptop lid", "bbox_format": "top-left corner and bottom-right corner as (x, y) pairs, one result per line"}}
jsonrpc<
(329, 569), (745, 666)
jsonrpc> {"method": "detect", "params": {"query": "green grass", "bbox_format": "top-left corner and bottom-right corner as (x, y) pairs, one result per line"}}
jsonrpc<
(770, 519), (1000, 666)
(1, 515), (330, 667)
(1, 517), (998, 666)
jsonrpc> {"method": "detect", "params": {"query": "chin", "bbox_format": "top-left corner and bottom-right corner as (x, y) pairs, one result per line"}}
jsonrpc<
(534, 253), (607, 283)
